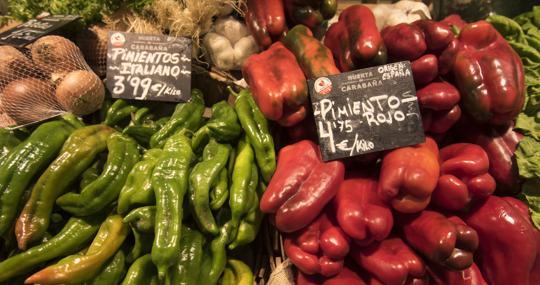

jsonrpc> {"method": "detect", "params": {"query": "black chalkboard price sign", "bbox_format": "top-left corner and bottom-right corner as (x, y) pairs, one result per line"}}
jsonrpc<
(309, 61), (425, 161)
(0, 15), (81, 47)
(106, 31), (191, 102)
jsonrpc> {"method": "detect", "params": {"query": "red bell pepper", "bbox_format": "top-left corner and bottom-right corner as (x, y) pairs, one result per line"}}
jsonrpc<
(296, 263), (372, 285)
(462, 196), (540, 285)
(440, 15), (467, 31)
(416, 81), (461, 135)
(283, 0), (337, 30)
(432, 143), (496, 211)
(428, 262), (488, 285)
(260, 140), (345, 232)
(284, 208), (350, 277)
(398, 212), (479, 270)
(412, 20), (455, 53)
(244, 0), (287, 48)
(282, 24), (340, 79)
(242, 42), (308, 127)
(334, 172), (393, 246)
(378, 137), (440, 213)
(411, 54), (439, 87)
(457, 121), (523, 195)
(324, 5), (387, 72)
(351, 236), (427, 285)
(446, 21), (526, 125)
(382, 23), (427, 61)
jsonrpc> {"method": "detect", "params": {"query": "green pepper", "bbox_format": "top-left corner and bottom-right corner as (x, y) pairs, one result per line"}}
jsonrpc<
(56, 133), (140, 216)
(117, 149), (163, 215)
(229, 181), (265, 250)
(229, 138), (258, 237)
(192, 127), (211, 153)
(0, 129), (20, 162)
(210, 167), (229, 210)
(0, 216), (102, 281)
(150, 89), (205, 148)
(124, 206), (156, 234)
(126, 226), (153, 263)
(16, 125), (116, 249)
(220, 259), (254, 285)
(25, 215), (128, 284)
(89, 250), (126, 285)
(121, 254), (159, 285)
(168, 225), (205, 285)
(151, 132), (194, 279)
(199, 210), (234, 285)
(232, 88), (276, 183)
(123, 125), (158, 148)
(123, 107), (162, 148)
(192, 101), (242, 153)
(207, 101), (242, 143)
(189, 140), (231, 235)
(103, 99), (138, 127)
(0, 118), (81, 236)
(80, 160), (102, 189)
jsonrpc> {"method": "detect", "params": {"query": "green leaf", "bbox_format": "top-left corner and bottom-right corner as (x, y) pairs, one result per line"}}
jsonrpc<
(516, 137), (540, 180)
(521, 178), (540, 229)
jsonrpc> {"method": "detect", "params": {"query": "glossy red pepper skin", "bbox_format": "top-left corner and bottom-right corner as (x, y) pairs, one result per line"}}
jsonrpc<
(451, 21), (525, 125)
(411, 54), (438, 87)
(432, 143), (495, 211)
(242, 42), (308, 127)
(334, 172), (393, 246)
(428, 262), (488, 285)
(440, 15), (467, 31)
(398, 212), (478, 270)
(378, 137), (440, 213)
(413, 20), (455, 53)
(351, 237), (427, 285)
(382, 23), (427, 61)
(296, 264), (368, 285)
(324, 5), (386, 72)
(458, 121), (523, 195)
(283, 0), (337, 30)
(261, 140), (345, 232)
(416, 82), (461, 134)
(284, 208), (350, 277)
(462, 196), (540, 285)
(245, 0), (287, 48)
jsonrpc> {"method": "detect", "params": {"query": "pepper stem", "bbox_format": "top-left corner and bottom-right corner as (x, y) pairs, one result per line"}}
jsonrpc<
(450, 25), (461, 36)
(227, 86), (240, 97)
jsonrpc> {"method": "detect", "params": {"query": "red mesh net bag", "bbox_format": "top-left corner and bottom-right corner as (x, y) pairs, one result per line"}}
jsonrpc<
(0, 35), (105, 127)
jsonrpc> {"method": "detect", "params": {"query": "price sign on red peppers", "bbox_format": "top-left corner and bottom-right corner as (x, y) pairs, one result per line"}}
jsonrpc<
(309, 61), (425, 161)
(106, 31), (191, 102)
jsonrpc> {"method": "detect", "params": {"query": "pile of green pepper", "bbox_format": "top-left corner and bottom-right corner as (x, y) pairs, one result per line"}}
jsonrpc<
(0, 87), (275, 285)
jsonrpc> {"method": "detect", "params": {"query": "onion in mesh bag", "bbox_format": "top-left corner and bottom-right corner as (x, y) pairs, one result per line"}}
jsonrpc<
(55, 70), (104, 116)
(0, 46), (35, 88)
(1, 78), (60, 124)
(31, 35), (88, 75)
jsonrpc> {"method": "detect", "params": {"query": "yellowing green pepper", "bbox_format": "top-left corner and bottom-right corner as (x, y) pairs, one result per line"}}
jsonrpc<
(56, 133), (140, 216)
(25, 215), (128, 284)
(16, 125), (115, 250)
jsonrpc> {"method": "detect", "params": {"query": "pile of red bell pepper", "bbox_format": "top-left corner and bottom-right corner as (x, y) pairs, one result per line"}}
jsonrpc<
(242, 3), (539, 285)
(262, 136), (540, 285)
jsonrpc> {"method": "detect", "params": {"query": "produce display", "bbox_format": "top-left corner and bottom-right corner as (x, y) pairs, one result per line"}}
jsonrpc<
(1, 0), (540, 285)
(0, 86), (273, 284)
(238, 2), (540, 285)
